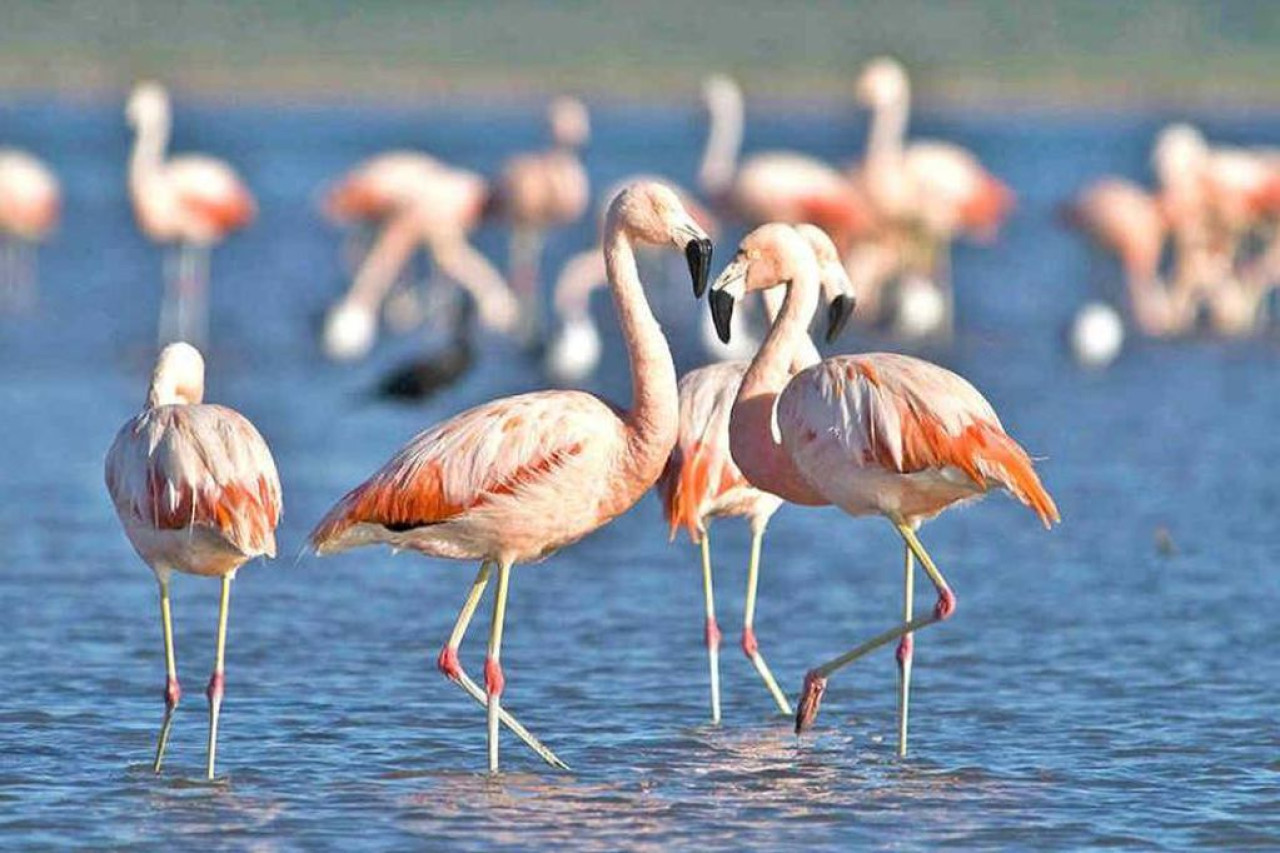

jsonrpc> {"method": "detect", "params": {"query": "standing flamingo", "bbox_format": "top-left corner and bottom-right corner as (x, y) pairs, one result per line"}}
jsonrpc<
(310, 182), (712, 771)
(126, 82), (256, 348)
(321, 162), (518, 361)
(0, 148), (59, 310)
(656, 224), (854, 723)
(853, 57), (1013, 333)
(700, 74), (872, 249)
(490, 97), (591, 346)
(104, 343), (281, 779)
(708, 224), (1058, 755)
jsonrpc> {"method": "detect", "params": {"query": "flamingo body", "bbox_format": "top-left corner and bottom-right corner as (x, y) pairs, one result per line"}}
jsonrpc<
(0, 150), (60, 240)
(323, 151), (447, 223)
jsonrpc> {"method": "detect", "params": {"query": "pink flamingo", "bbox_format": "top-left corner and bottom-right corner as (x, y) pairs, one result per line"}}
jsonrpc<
(104, 342), (282, 779)
(310, 181), (713, 772)
(321, 162), (518, 361)
(656, 224), (854, 723)
(0, 148), (59, 310)
(708, 224), (1058, 755)
(853, 57), (1013, 330)
(700, 74), (873, 250)
(126, 82), (256, 348)
(489, 97), (592, 345)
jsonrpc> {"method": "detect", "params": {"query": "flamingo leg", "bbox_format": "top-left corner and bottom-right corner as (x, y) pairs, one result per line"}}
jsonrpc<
(795, 521), (955, 735)
(509, 226), (545, 347)
(485, 559), (513, 772)
(158, 248), (179, 345)
(742, 523), (792, 716)
(700, 533), (722, 724)
(205, 574), (232, 780)
(153, 575), (181, 773)
(436, 561), (567, 769)
(896, 545), (915, 757)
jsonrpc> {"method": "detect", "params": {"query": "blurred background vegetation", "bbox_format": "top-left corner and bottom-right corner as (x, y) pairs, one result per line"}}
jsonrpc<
(3, 0), (1280, 105)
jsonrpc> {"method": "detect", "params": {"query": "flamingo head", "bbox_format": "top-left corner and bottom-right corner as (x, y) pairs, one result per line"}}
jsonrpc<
(702, 73), (743, 114)
(148, 342), (205, 407)
(794, 223), (857, 342)
(127, 81), (170, 129)
(708, 223), (818, 344)
(856, 56), (909, 108)
(1152, 123), (1208, 184)
(550, 96), (590, 149)
(607, 180), (714, 297)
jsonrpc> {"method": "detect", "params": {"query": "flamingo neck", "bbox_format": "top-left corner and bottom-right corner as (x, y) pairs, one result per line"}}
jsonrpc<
(731, 268), (828, 506)
(604, 219), (678, 477)
(147, 370), (203, 408)
(130, 113), (169, 189)
(761, 285), (820, 373)
(867, 91), (908, 171)
(699, 87), (742, 199)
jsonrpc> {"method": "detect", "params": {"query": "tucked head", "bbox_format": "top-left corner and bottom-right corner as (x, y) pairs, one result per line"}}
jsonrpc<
(607, 180), (714, 297)
(127, 81), (170, 128)
(550, 96), (590, 149)
(794, 223), (856, 343)
(856, 56), (909, 107)
(148, 342), (205, 407)
(708, 223), (818, 344)
(1152, 123), (1208, 180)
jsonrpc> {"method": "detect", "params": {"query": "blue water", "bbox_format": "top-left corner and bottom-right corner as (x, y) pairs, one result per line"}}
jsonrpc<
(2, 98), (1279, 849)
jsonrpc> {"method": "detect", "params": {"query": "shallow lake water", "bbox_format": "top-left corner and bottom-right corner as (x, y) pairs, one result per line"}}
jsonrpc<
(1, 98), (1278, 849)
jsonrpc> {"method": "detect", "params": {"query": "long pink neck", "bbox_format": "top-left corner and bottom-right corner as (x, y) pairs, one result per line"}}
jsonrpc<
(866, 91), (907, 172)
(604, 219), (679, 484)
(731, 269), (829, 506)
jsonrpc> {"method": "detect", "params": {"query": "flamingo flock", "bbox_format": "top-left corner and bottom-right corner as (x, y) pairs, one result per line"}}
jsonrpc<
(70, 55), (1279, 778)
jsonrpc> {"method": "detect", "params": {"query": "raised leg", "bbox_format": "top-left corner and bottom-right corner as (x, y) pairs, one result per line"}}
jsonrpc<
(153, 575), (181, 773)
(796, 520), (955, 734)
(205, 574), (232, 780)
(742, 522), (792, 716)
(436, 561), (567, 769)
(700, 533), (722, 724)
(485, 559), (513, 772)
(896, 543), (915, 757)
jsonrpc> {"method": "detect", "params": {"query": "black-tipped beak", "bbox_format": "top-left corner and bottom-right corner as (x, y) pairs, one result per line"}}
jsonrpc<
(709, 289), (735, 343)
(686, 238), (713, 298)
(825, 294), (856, 344)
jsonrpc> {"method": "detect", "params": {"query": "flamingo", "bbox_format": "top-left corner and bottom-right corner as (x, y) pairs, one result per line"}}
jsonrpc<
(853, 57), (1014, 333)
(1061, 177), (1192, 341)
(700, 74), (872, 250)
(321, 162), (518, 361)
(707, 224), (1058, 755)
(104, 342), (282, 779)
(656, 223), (854, 724)
(543, 175), (746, 383)
(126, 82), (256, 348)
(0, 148), (59, 310)
(310, 181), (713, 772)
(489, 97), (592, 346)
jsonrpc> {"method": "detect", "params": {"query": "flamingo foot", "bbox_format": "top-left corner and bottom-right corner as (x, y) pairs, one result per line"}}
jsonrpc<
(795, 670), (828, 734)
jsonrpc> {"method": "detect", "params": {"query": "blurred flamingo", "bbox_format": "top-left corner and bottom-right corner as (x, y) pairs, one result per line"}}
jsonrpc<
(853, 57), (1014, 334)
(708, 224), (1057, 755)
(104, 343), (281, 779)
(0, 148), (59, 310)
(310, 182), (713, 772)
(488, 97), (591, 346)
(126, 82), (256, 348)
(657, 223), (853, 723)
(700, 74), (872, 249)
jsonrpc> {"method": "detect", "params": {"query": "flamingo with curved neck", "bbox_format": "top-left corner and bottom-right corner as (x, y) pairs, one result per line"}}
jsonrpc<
(311, 181), (712, 772)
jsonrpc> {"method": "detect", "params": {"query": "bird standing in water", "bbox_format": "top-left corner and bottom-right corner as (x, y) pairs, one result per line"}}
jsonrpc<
(311, 182), (712, 772)
(104, 343), (281, 778)
(709, 224), (1057, 755)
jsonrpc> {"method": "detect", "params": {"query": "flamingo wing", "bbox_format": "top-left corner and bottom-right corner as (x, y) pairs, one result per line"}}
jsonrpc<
(166, 156), (256, 232)
(310, 390), (615, 552)
(105, 404), (282, 556)
(778, 353), (1058, 527)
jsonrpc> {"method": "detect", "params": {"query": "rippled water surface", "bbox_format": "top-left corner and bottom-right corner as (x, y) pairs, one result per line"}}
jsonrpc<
(2, 100), (1279, 849)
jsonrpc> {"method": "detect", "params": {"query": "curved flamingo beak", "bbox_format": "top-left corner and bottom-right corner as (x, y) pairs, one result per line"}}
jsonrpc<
(685, 237), (714, 298)
(825, 294), (856, 343)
